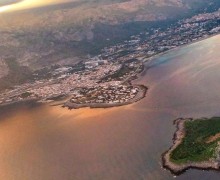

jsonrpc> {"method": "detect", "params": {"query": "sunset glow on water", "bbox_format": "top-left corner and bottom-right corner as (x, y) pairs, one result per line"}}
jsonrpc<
(0, 35), (220, 179)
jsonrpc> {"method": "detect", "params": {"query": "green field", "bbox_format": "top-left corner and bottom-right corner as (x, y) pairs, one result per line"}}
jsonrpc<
(170, 117), (220, 164)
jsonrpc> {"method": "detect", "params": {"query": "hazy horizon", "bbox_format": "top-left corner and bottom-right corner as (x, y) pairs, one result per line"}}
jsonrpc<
(0, 1), (220, 178)
(0, 0), (73, 13)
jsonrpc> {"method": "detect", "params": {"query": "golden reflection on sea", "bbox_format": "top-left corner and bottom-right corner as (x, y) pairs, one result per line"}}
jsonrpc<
(1, 35), (220, 179)
(0, 101), (167, 180)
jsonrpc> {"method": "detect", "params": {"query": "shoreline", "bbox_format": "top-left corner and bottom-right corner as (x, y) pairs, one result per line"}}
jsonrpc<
(1, 33), (219, 109)
(0, 98), (39, 108)
(63, 62), (147, 110)
(143, 32), (220, 66)
(63, 84), (147, 109)
(162, 118), (220, 176)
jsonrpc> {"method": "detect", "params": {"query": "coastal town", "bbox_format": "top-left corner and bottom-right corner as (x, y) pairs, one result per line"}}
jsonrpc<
(64, 85), (147, 109)
(0, 56), (145, 108)
(70, 86), (139, 104)
(101, 9), (220, 62)
(0, 9), (220, 108)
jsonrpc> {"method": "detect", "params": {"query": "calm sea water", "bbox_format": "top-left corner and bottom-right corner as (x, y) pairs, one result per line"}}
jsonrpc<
(0, 35), (220, 180)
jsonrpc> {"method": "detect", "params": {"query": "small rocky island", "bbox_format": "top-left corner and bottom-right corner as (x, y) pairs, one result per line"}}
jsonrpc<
(163, 117), (220, 175)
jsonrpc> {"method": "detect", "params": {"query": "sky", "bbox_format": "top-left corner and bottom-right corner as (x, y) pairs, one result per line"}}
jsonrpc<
(0, 0), (22, 6)
(0, 0), (73, 13)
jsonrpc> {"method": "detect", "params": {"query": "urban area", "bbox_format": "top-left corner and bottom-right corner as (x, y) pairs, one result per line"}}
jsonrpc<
(0, 9), (220, 108)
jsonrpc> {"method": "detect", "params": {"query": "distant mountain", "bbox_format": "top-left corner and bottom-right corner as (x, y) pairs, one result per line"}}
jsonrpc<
(1, 0), (219, 43)
(0, 0), (219, 89)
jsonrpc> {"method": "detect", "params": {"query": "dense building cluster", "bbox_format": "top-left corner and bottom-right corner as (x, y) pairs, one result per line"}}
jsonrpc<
(70, 86), (139, 104)
(0, 57), (142, 105)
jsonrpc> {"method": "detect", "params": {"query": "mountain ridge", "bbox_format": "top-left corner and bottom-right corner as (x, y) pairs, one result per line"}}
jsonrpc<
(0, 0), (219, 89)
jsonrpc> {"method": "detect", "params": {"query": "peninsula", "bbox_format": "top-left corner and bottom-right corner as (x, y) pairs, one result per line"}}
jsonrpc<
(162, 117), (220, 175)
(63, 85), (147, 109)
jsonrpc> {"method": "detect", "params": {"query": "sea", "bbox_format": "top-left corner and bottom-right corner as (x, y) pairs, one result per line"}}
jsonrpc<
(0, 35), (220, 180)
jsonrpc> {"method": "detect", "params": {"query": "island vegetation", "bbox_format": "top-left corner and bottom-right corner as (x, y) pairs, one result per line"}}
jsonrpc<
(163, 117), (220, 175)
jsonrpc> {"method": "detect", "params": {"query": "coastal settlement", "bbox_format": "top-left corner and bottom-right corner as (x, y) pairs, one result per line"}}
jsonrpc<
(0, 9), (220, 108)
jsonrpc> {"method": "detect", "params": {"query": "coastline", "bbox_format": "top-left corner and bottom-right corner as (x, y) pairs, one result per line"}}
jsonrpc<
(143, 32), (220, 66)
(0, 98), (39, 108)
(1, 33), (220, 109)
(63, 84), (147, 109)
(162, 118), (220, 176)
(63, 62), (147, 110)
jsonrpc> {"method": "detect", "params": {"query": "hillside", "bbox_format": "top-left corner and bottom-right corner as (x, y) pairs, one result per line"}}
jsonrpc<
(0, 0), (219, 89)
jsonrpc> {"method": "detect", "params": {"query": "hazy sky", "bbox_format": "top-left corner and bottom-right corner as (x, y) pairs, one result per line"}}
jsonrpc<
(0, 0), (73, 13)
(0, 0), (23, 6)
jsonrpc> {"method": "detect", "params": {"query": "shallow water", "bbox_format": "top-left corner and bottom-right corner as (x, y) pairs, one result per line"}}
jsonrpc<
(0, 35), (220, 180)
